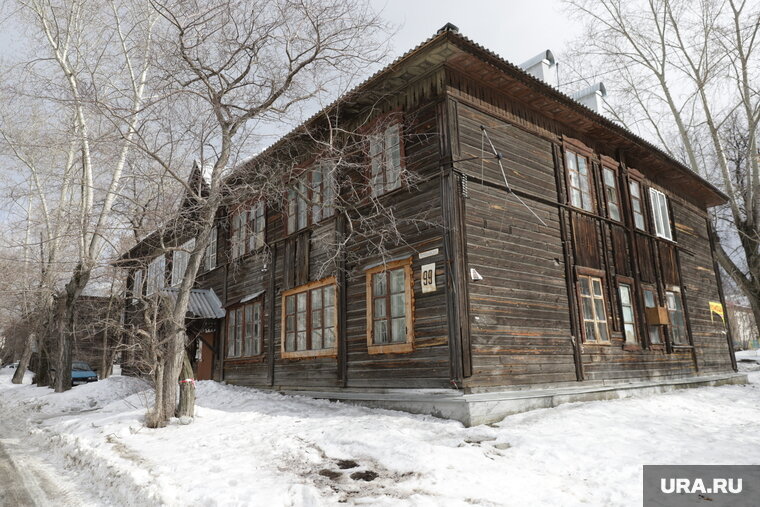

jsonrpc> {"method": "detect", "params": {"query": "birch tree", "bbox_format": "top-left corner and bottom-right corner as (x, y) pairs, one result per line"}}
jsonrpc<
(564, 0), (760, 329)
(2, 0), (157, 391)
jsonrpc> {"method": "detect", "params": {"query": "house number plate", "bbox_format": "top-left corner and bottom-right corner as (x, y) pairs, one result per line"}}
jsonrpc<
(421, 263), (436, 293)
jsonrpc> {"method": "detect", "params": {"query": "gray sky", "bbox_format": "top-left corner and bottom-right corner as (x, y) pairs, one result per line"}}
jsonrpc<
(372, 0), (579, 68)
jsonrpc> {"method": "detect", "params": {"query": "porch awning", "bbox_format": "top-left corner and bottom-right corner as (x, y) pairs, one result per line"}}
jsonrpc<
(162, 288), (226, 319)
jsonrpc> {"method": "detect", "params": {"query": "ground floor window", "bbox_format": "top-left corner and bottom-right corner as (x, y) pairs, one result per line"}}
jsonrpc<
(578, 274), (610, 343)
(618, 283), (637, 345)
(281, 277), (337, 359)
(365, 258), (414, 354)
(226, 299), (263, 358)
(666, 288), (689, 345)
(643, 287), (663, 345)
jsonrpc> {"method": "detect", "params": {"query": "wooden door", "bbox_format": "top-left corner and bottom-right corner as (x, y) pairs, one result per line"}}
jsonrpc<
(195, 332), (215, 381)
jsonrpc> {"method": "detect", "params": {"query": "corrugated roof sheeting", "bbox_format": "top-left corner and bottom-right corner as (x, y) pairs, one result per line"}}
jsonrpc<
(163, 288), (225, 319)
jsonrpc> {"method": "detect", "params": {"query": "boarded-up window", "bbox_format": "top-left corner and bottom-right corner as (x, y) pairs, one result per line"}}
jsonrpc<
(572, 214), (601, 269)
(566, 150), (593, 212)
(366, 258), (414, 354)
(281, 277), (337, 359)
(578, 275), (610, 343)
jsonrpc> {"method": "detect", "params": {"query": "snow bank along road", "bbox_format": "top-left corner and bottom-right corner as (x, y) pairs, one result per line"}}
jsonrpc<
(1, 358), (759, 506)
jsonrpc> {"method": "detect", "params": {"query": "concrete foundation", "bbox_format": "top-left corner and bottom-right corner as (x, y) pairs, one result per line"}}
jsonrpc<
(282, 372), (749, 426)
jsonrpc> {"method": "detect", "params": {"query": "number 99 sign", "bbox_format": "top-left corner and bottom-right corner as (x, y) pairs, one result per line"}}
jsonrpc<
(421, 263), (436, 293)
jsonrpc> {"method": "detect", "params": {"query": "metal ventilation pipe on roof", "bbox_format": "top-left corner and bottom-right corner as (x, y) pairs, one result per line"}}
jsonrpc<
(519, 50), (557, 86)
(570, 82), (607, 114)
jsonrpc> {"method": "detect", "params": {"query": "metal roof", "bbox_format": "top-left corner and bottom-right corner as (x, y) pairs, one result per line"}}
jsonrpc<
(162, 288), (226, 319)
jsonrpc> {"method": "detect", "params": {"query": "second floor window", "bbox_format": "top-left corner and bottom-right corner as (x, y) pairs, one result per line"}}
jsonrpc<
(204, 227), (217, 272)
(629, 181), (646, 231)
(370, 123), (402, 197)
(565, 150), (593, 212)
(132, 269), (144, 303)
(146, 255), (165, 296)
(287, 163), (336, 234)
(171, 239), (195, 287)
(231, 203), (266, 260)
(602, 167), (621, 221)
(650, 188), (673, 240)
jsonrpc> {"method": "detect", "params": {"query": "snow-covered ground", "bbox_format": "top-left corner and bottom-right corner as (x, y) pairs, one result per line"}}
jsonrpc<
(1, 366), (759, 507)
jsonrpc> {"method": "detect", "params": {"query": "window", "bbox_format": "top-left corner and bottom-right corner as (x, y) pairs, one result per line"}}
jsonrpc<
(132, 269), (144, 303)
(230, 209), (246, 259)
(618, 284), (637, 345)
(226, 299), (263, 358)
(146, 255), (165, 296)
(602, 167), (621, 221)
(629, 181), (646, 231)
(248, 202), (265, 252)
(578, 275), (609, 343)
(287, 163), (336, 234)
(281, 277), (337, 359)
(649, 189), (673, 240)
(204, 227), (217, 271)
(231, 203), (266, 259)
(370, 123), (403, 197)
(366, 258), (414, 354)
(565, 150), (593, 212)
(643, 287), (662, 345)
(171, 239), (195, 287)
(666, 289), (688, 345)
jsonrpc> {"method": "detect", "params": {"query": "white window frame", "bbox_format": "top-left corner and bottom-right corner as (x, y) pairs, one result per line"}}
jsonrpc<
(649, 188), (673, 240)
(618, 283), (637, 345)
(146, 255), (165, 296)
(171, 239), (196, 287)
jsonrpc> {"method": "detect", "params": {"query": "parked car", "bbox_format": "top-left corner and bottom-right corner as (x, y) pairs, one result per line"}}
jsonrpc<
(71, 361), (98, 386)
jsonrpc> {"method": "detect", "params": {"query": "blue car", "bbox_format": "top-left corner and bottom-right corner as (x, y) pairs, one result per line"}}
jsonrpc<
(71, 361), (98, 386)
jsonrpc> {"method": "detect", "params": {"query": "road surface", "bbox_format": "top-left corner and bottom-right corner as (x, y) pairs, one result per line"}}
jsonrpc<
(0, 432), (94, 507)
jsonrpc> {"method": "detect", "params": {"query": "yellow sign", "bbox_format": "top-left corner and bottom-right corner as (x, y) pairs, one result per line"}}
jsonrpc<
(709, 301), (725, 324)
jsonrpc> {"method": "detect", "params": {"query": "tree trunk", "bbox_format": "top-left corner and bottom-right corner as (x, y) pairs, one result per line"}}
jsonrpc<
(176, 351), (196, 420)
(146, 358), (165, 428)
(12, 333), (35, 385)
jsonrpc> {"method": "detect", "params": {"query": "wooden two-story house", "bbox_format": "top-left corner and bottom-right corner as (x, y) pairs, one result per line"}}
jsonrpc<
(119, 24), (743, 426)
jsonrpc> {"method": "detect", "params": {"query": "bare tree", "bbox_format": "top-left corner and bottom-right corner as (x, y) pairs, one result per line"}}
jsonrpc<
(0, 0), (157, 391)
(118, 0), (390, 427)
(564, 0), (760, 327)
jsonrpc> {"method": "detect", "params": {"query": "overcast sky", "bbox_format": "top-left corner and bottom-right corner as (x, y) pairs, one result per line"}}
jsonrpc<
(372, 0), (579, 67)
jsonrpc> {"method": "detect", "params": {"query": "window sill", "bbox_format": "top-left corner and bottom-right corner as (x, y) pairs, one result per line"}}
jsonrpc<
(622, 344), (642, 352)
(671, 344), (693, 349)
(281, 348), (337, 360)
(582, 341), (612, 347)
(367, 342), (414, 355)
(647, 344), (665, 351)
